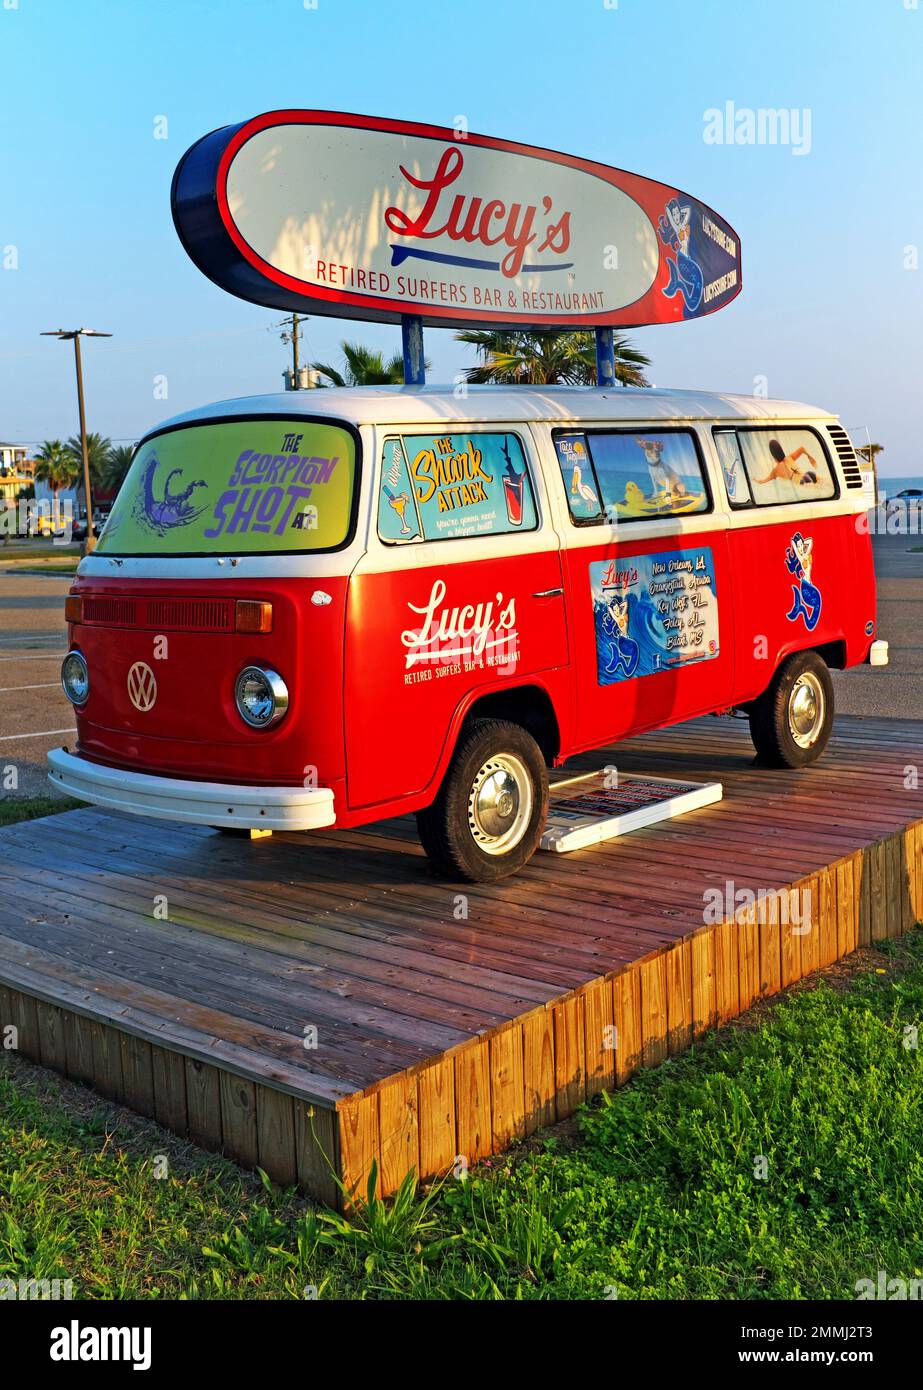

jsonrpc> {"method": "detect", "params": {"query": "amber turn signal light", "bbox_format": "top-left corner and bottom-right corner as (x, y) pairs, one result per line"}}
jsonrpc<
(64, 595), (82, 624)
(235, 600), (273, 634)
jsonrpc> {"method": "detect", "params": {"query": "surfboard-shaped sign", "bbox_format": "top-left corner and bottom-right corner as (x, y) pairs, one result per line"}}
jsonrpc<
(172, 111), (742, 330)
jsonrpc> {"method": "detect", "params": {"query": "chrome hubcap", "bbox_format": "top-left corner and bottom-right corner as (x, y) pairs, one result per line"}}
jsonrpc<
(789, 671), (825, 748)
(467, 754), (533, 855)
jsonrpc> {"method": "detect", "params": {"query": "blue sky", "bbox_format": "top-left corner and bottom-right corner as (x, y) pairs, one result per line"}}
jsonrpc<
(2, 0), (920, 475)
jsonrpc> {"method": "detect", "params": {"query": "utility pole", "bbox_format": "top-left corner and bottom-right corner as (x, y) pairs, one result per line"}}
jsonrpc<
(274, 313), (305, 389)
(291, 312), (300, 386)
(41, 328), (112, 554)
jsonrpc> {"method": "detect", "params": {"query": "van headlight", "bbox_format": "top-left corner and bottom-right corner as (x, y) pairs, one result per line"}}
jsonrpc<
(234, 665), (288, 729)
(61, 650), (89, 706)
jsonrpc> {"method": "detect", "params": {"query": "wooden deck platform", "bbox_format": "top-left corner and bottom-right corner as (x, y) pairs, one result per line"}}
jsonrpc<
(1, 715), (921, 1206)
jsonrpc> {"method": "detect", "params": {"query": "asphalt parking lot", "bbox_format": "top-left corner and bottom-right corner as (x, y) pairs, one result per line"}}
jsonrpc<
(0, 529), (920, 801)
(0, 552), (75, 798)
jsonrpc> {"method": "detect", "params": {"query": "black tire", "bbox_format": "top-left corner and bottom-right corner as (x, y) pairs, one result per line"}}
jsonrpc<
(416, 718), (549, 882)
(748, 650), (834, 768)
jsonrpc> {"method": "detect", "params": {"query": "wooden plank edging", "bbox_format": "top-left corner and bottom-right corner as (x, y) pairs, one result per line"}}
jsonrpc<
(335, 821), (923, 1200)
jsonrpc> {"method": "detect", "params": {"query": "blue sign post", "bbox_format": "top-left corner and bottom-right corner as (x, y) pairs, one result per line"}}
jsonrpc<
(401, 315), (425, 386)
(595, 326), (616, 387)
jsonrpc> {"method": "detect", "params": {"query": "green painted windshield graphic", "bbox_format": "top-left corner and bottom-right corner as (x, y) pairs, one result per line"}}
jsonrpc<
(96, 418), (356, 555)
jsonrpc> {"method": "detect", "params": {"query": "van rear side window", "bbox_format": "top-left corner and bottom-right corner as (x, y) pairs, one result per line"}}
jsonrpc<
(378, 432), (537, 543)
(96, 416), (358, 556)
(714, 427), (837, 508)
(553, 429), (710, 524)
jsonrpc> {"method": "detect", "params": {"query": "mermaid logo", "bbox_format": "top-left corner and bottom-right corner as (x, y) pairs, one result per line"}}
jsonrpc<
(599, 590), (640, 679)
(134, 450), (207, 536)
(785, 532), (822, 631)
(658, 198), (704, 315)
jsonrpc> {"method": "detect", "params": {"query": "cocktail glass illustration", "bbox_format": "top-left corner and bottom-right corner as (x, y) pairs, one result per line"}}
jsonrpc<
(503, 475), (524, 526)
(386, 489), (413, 535)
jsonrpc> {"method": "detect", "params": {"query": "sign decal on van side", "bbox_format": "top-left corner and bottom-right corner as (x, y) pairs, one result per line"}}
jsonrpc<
(590, 548), (719, 684)
(400, 579), (519, 683)
(379, 433), (537, 543)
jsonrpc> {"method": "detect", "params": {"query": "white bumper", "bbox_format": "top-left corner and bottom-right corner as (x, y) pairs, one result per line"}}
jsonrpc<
(47, 747), (336, 831)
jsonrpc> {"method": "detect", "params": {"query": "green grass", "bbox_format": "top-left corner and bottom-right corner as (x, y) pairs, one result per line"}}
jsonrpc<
(0, 795), (81, 827)
(14, 564), (80, 576)
(2, 932), (923, 1299)
(0, 544), (79, 561)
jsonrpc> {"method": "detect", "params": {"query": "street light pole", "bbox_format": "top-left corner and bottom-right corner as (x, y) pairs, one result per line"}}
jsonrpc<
(72, 333), (94, 550)
(41, 328), (112, 554)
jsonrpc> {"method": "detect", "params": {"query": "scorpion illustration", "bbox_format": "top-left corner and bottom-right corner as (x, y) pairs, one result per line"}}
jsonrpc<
(135, 451), (208, 535)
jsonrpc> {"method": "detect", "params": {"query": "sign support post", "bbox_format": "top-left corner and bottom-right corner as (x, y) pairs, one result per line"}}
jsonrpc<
(595, 326), (616, 388)
(401, 315), (425, 386)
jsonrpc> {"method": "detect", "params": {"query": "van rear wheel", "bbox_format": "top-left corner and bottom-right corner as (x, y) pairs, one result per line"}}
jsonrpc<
(416, 718), (548, 882)
(748, 650), (833, 768)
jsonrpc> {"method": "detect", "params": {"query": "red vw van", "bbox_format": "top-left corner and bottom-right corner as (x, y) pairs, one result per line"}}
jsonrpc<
(49, 386), (884, 881)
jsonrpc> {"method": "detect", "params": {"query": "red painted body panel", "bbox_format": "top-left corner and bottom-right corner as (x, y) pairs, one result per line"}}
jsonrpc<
(69, 576), (348, 789)
(343, 548), (571, 810)
(66, 501), (876, 832)
(726, 512), (874, 702)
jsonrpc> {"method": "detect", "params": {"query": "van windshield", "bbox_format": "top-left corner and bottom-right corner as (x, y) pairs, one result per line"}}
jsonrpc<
(96, 416), (357, 556)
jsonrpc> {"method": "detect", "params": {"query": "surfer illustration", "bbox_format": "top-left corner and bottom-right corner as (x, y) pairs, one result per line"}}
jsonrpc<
(658, 198), (704, 315)
(599, 591), (640, 678)
(785, 532), (822, 631)
(753, 438), (820, 488)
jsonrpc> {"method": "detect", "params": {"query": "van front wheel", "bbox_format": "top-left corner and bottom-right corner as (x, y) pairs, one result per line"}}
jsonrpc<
(416, 718), (549, 882)
(748, 650), (834, 768)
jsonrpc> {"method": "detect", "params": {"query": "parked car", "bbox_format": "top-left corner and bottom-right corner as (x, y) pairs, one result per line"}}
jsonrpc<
(49, 386), (886, 880)
(885, 487), (923, 518)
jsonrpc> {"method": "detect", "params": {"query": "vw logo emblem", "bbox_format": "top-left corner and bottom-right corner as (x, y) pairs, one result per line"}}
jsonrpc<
(127, 661), (157, 712)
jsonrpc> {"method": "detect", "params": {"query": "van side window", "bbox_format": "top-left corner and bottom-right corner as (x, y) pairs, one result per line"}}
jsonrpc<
(713, 428), (837, 507)
(553, 429), (710, 524)
(714, 430), (752, 507)
(377, 432), (537, 543)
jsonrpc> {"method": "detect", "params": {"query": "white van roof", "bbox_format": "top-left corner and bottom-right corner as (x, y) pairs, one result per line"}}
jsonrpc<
(154, 385), (837, 434)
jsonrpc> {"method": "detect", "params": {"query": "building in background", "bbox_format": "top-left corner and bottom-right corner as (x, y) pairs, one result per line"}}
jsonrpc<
(0, 444), (34, 505)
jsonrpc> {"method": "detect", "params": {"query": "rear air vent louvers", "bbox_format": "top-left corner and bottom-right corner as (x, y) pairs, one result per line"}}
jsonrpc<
(827, 425), (864, 489)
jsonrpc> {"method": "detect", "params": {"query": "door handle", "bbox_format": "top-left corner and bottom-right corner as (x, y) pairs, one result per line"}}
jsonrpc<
(533, 588), (564, 598)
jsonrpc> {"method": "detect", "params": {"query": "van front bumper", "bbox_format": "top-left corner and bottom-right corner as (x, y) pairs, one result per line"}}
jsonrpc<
(47, 748), (336, 831)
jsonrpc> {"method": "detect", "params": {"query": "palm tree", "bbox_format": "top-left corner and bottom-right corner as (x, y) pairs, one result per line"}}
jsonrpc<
(455, 329), (651, 387)
(33, 440), (75, 500)
(312, 340), (426, 387)
(102, 443), (136, 494)
(63, 432), (112, 483)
